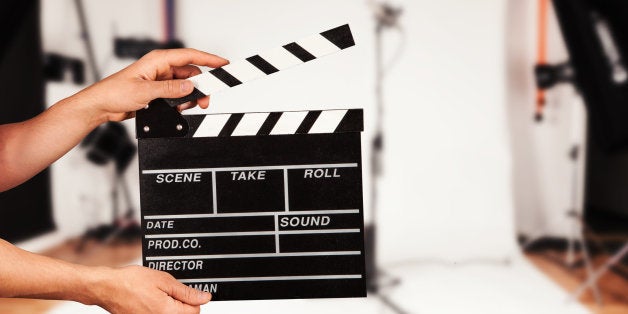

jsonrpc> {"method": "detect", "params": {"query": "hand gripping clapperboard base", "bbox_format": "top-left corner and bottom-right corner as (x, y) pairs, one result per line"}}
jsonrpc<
(136, 25), (366, 301)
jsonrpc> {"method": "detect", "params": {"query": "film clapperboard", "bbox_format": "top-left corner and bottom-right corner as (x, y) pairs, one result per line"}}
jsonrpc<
(135, 25), (366, 301)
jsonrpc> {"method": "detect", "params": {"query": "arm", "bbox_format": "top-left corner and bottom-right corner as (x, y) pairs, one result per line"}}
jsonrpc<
(0, 48), (229, 192)
(0, 239), (210, 313)
(0, 48), (229, 313)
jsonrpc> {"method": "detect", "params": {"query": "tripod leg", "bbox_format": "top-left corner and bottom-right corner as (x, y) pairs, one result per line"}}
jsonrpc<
(570, 241), (628, 302)
(576, 225), (603, 305)
(119, 174), (136, 217)
(566, 211), (576, 267)
(378, 294), (411, 314)
(112, 173), (120, 223)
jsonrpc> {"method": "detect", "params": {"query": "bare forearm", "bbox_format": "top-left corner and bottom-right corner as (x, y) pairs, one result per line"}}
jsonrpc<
(0, 49), (226, 313)
(0, 92), (107, 192)
(0, 239), (105, 304)
(0, 238), (212, 313)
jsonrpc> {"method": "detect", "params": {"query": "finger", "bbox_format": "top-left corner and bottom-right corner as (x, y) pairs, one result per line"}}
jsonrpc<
(197, 96), (210, 109)
(172, 65), (202, 79)
(167, 281), (212, 305)
(166, 298), (201, 314)
(142, 79), (195, 100)
(147, 48), (229, 69)
(124, 112), (135, 120)
(155, 65), (200, 81)
(177, 102), (197, 112)
(178, 304), (201, 314)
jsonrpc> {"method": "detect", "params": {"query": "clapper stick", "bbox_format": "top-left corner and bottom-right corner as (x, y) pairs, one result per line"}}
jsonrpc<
(162, 24), (355, 107)
(136, 24), (355, 139)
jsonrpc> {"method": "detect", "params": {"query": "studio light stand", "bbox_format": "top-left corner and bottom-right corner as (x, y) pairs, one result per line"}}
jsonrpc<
(563, 95), (602, 305)
(523, 61), (602, 305)
(73, 0), (141, 251)
(76, 122), (141, 252)
(365, 1), (409, 313)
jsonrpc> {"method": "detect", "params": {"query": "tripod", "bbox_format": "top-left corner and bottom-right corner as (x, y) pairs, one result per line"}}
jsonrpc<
(365, 1), (410, 313)
(76, 170), (141, 252)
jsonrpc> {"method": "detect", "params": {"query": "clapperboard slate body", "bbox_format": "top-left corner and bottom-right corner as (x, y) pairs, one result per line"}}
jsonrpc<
(135, 25), (367, 301)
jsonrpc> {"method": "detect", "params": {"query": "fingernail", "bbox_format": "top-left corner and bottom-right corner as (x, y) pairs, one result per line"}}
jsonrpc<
(180, 81), (193, 93)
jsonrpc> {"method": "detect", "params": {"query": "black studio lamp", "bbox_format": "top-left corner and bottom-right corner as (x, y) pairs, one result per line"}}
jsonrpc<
(82, 122), (136, 174)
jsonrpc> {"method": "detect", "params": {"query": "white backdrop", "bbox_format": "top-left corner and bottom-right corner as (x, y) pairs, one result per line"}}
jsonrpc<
(181, 0), (518, 262)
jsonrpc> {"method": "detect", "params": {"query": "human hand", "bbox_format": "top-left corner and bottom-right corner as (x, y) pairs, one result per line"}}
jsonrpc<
(91, 265), (211, 314)
(76, 48), (229, 122)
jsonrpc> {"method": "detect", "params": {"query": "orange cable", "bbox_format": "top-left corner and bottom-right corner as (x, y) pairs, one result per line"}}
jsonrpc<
(536, 0), (549, 120)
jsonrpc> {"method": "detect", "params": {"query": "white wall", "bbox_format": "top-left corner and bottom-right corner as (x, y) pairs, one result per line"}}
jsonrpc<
(38, 0), (526, 263)
(374, 0), (517, 261)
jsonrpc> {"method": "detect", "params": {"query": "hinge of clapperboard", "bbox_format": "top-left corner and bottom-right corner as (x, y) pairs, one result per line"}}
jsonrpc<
(135, 24), (355, 139)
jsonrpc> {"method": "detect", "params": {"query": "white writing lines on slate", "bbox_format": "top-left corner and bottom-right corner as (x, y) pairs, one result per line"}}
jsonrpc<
(146, 251), (362, 261)
(144, 209), (360, 220)
(145, 229), (361, 239)
(178, 274), (362, 283)
(142, 163), (358, 175)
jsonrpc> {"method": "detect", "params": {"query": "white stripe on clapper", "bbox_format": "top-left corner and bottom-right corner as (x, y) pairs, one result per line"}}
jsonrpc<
(189, 72), (229, 95)
(269, 111), (309, 135)
(181, 25), (352, 97)
(221, 60), (266, 82)
(231, 112), (270, 136)
(194, 114), (231, 137)
(258, 47), (303, 70)
(297, 34), (341, 57)
(308, 109), (348, 134)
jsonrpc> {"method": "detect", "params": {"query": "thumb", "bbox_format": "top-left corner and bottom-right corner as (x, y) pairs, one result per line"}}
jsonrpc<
(146, 79), (195, 99)
(167, 281), (212, 305)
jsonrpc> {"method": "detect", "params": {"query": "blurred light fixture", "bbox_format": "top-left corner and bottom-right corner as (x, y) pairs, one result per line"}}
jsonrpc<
(82, 122), (136, 174)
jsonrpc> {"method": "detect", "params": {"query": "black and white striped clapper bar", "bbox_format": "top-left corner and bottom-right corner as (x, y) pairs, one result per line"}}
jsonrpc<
(160, 24), (356, 108)
(135, 25), (367, 301)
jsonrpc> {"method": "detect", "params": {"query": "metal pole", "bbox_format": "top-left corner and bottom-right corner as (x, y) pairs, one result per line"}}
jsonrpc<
(369, 22), (385, 287)
(74, 0), (101, 82)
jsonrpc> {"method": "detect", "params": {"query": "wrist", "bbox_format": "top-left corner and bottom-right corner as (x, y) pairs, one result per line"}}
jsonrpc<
(58, 88), (110, 130)
(75, 266), (115, 306)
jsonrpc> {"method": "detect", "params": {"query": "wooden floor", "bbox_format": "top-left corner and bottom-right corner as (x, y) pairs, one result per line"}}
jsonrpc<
(526, 250), (628, 314)
(1, 240), (628, 314)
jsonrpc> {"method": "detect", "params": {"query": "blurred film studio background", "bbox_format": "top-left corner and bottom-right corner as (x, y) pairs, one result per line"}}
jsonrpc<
(2, 0), (628, 313)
